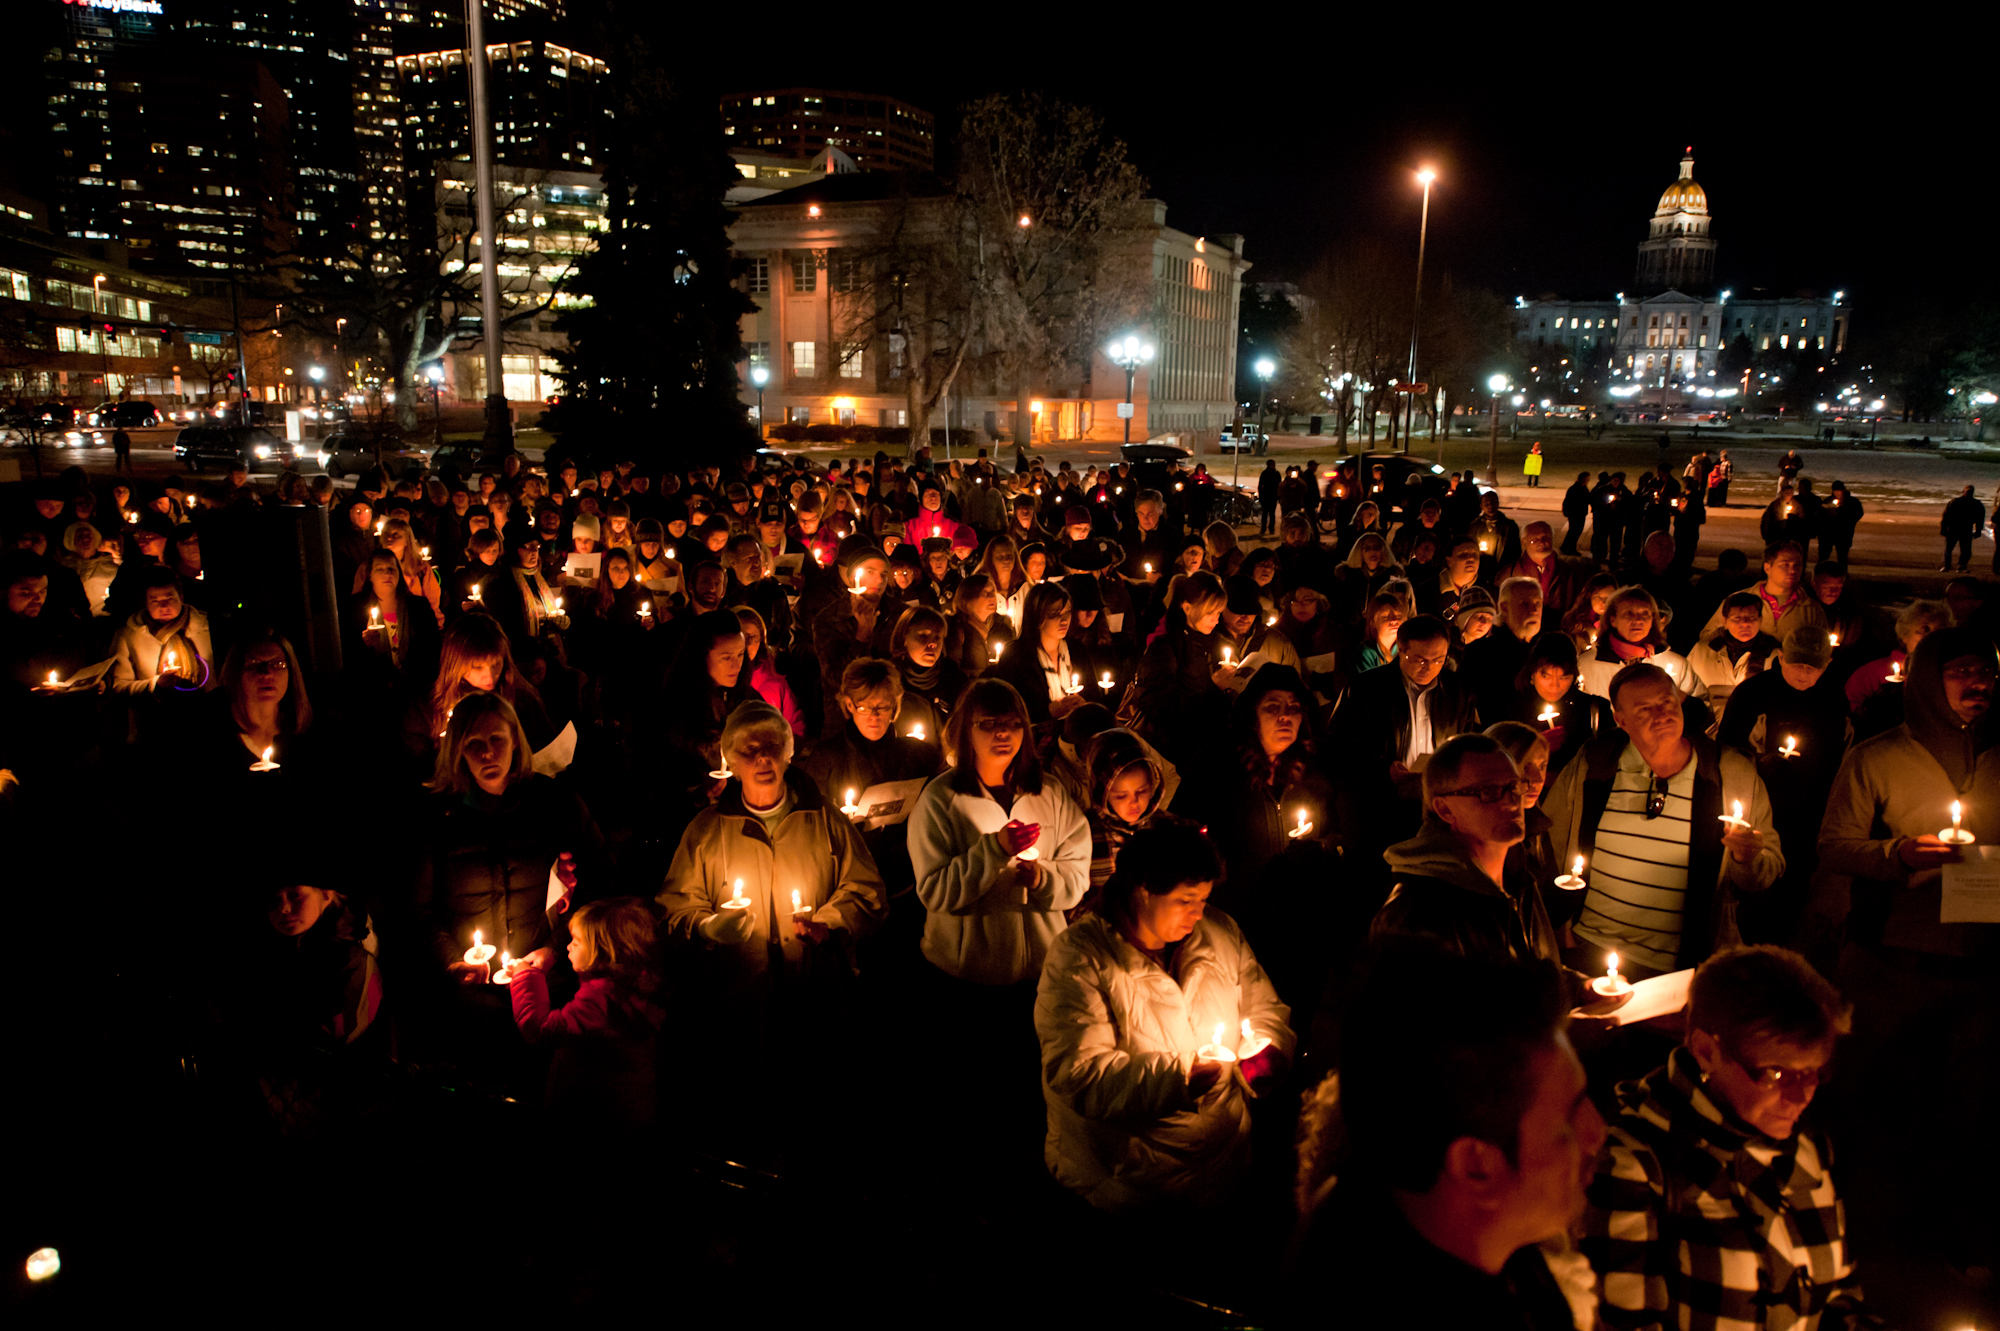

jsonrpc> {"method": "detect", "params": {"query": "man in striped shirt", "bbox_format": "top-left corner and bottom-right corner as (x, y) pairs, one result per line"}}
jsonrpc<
(1544, 663), (1784, 978)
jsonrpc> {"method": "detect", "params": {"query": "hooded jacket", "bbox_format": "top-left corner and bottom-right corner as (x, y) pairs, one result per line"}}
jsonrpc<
(1034, 909), (1293, 1213)
(1819, 626), (2000, 957)
(1375, 817), (1563, 967)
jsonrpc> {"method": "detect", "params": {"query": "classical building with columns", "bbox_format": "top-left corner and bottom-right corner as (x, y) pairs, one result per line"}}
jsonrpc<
(1513, 151), (1848, 406)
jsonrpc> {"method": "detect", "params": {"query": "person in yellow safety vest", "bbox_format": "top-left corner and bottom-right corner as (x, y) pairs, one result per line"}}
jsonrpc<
(1523, 441), (1545, 488)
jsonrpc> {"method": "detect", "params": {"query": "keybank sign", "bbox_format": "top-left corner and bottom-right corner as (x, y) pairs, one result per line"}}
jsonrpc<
(65, 0), (167, 13)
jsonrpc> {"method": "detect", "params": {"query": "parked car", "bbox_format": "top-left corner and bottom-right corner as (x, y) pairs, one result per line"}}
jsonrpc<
(1216, 427), (1269, 455)
(429, 440), (517, 475)
(321, 432), (431, 479)
(1334, 451), (1487, 504)
(90, 401), (162, 429)
(34, 402), (75, 427)
(176, 425), (298, 471)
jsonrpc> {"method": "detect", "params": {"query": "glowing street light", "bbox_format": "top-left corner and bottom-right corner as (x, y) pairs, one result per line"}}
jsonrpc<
(1406, 167), (1436, 460)
(1235, 357), (1277, 499)
(1105, 334), (1155, 445)
(750, 363), (770, 436)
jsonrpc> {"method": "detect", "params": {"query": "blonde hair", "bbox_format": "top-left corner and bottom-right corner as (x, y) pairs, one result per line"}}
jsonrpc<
(567, 898), (656, 973)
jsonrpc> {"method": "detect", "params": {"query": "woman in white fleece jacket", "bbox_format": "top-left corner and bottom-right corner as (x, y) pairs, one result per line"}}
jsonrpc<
(1034, 821), (1292, 1213)
(907, 677), (1091, 988)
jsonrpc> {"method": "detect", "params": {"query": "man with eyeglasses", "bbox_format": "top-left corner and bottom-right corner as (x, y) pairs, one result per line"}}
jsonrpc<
(1375, 732), (1567, 971)
(1544, 662), (1782, 980)
(1334, 614), (1480, 859)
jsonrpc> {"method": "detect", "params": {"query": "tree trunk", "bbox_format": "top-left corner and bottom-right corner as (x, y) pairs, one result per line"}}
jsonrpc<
(1012, 369), (1032, 449)
(907, 380), (933, 460)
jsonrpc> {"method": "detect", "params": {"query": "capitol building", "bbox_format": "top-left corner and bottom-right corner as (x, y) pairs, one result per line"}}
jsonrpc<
(1513, 151), (1848, 405)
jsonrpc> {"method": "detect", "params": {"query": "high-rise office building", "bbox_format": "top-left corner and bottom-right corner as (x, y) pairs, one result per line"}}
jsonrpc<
(720, 89), (935, 174)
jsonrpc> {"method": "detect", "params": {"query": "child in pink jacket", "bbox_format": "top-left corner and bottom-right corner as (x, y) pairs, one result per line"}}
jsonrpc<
(507, 898), (666, 1127)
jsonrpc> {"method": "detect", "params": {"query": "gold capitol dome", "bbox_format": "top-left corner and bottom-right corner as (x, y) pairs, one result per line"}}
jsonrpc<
(1656, 147), (1708, 216)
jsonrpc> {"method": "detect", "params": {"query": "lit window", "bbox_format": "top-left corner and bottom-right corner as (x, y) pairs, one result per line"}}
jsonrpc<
(838, 345), (864, 379)
(745, 257), (768, 294)
(790, 255), (816, 293)
(791, 341), (815, 375)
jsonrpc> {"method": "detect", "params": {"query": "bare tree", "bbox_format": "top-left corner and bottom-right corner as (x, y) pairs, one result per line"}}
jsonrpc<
(956, 93), (1149, 447)
(1284, 240), (1411, 451)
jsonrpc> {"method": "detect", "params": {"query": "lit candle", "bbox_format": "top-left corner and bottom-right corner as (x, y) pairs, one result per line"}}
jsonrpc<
(421, 546), (431, 561)
(791, 888), (807, 917)
(1828, 631), (1840, 647)
(1941, 800), (1976, 845)
(1719, 799), (1750, 830)
(165, 651), (178, 671)
(1287, 808), (1313, 840)
(250, 745), (280, 772)
(126, 510), (138, 523)
(1266, 615), (1278, 626)
(1555, 855), (1587, 891)
(1220, 645), (1234, 666)
(492, 951), (516, 985)
(462, 929), (496, 969)
(1478, 538), (1491, 553)
(667, 546), (678, 561)
(840, 788), (863, 818)
(1778, 735), (1800, 759)
(369, 605), (380, 630)
(1065, 672), (1083, 695)
(374, 519), (384, 535)
(1887, 658), (1905, 683)
(1537, 705), (1559, 725)
(708, 755), (732, 781)
(850, 570), (865, 595)
(1196, 1020), (1239, 1065)
(469, 583), (483, 602)
(46, 671), (59, 687)
(722, 878), (751, 910)
(1592, 952), (1633, 998)
(990, 642), (1004, 662)
(554, 596), (564, 613)
(640, 601), (652, 620)
(909, 723), (926, 742)
(1143, 562), (1153, 574)
(1099, 671), (1114, 690)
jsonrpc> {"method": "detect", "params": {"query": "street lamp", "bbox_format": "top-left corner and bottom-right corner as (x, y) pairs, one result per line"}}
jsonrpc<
(1403, 167), (1436, 456)
(1105, 334), (1155, 445)
(1235, 357), (1276, 502)
(750, 364), (770, 438)
(1487, 373), (1508, 486)
(308, 365), (325, 438)
(427, 363), (445, 443)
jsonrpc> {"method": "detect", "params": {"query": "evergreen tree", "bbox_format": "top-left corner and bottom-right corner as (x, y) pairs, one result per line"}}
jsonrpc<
(546, 14), (754, 464)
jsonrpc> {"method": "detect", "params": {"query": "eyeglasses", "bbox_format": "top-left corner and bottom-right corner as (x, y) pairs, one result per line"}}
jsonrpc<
(1434, 780), (1522, 805)
(1644, 774), (1667, 819)
(1724, 1046), (1831, 1093)
(243, 658), (290, 675)
(850, 703), (896, 719)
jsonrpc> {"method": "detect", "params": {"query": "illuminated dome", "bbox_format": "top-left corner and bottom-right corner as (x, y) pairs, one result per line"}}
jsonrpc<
(1655, 150), (1708, 217)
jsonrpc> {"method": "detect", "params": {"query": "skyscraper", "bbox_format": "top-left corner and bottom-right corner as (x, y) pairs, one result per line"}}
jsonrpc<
(720, 90), (935, 174)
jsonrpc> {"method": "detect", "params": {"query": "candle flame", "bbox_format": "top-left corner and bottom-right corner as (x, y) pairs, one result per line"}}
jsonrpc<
(1241, 1018), (1255, 1043)
(911, 724), (925, 741)
(261, 746), (273, 763)
(791, 888), (802, 913)
(1606, 952), (1621, 979)
(472, 929), (483, 949)
(845, 788), (856, 806)
(1296, 808), (1308, 831)
(500, 951), (511, 968)
(1213, 1021), (1227, 1047)
(642, 601), (651, 613)
(1573, 855), (1585, 876)
(1829, 632), (1839, 646)
(1953, 801), (1964, 828)
(1733, 800), (1744, 821)
(1221, 646), (1233, 665)
(47, 671), (58, 686)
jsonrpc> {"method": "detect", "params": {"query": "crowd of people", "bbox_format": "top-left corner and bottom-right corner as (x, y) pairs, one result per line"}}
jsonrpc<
(2, 441), (1994, 1324)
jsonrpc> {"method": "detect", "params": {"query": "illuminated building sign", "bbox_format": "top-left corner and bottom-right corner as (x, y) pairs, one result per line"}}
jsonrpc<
(65, 0), (166, 12)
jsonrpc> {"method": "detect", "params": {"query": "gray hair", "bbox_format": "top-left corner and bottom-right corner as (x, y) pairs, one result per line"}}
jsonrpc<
(721, 699), (795, 767)
(1895, 598), (1953, 638)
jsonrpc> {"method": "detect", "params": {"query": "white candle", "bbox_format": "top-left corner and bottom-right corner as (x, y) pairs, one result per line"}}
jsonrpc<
(1828, 631), (1840, 647)
(1555, 854), (1587, 891)
(1099, 672), (1114, 690)
(640, 601), (652, 619)
(1287, 808), (1313, 839)
(470, 583), (483, 602)
(1197, 1020), (1238, 1065)
(1719, 799), (1749, 830)
(1941, 800), (1976, 845)
(1237, 1017), (1272, 1061)
(463, 929), (496, 968)
(1143, 562), (1153, 574)
(909, 723), (926, 742)
(1065, 672), (1083, 695)
(250, 746), (280, 772)
(850, 570), (865, 595)
(722, 879), (751, 910)
(1592, 952), (1633, 998)
(46, 671), (59, 687)
(1779, 735), (1800, 759)
(791, 887), (806, 917)
(492, 951), (516, 985)
(1537, 705), (1559, 725)
(1220, 645), (1233, 666)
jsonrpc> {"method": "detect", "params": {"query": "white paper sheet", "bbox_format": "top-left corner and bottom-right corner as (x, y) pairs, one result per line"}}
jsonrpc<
(773, 552), (805, 581)
(531, 720), (578, 777)
(1942, 846), (2000, 923)
(850, 777), (929, 830)
(1574, 968), (1693, 1026)
(1304, 651), (1341, 674)
(1105, 612), (1125, 634)
(560, 552), (601, 589)
(59, 658), (117, 690)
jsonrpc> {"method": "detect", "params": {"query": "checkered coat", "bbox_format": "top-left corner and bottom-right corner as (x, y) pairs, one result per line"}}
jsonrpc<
(1580, 1048), (1882, 1331)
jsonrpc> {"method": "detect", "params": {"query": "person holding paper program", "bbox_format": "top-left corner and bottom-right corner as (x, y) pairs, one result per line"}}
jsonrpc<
(1817, 625), (2000, 1279)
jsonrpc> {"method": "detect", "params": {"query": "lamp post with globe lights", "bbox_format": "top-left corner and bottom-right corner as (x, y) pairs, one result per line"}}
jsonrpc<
(1235, 357), (1275, 500)
(1106, 334), (1154, 445)
(308, 366), (325, 438)
(427, 363), (445, 446)
(1487, 373), (1509, 487)
(750, 364), (770, 439)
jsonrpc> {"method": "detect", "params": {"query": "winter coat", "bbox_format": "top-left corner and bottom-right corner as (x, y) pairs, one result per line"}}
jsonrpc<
(1581, 1048), (1874, 1331)
(1034, 910), (1293, 1213)
(1687, 632), (1780, 709)
(745, 652), (805, 737)
(907, 770), (1091, 985)
(1127, 611), (1230, 763)
(1376, 819), (1564, 968)
(409, 775), (608, 975)
(1577, 639), (1710, 715)
(109, 607), (216, 693)
(1697, 581), (1828, 644)
(510, 965), (666, 1126)
(796, 724), (942, 895)
(656, 768), (888, 992)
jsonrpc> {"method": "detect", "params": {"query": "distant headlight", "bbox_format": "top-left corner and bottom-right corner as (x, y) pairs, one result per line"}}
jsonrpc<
(253, 444), (272, 458)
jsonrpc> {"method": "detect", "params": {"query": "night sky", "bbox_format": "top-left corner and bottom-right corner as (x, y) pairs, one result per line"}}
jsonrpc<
(664, 28), (1985, 343)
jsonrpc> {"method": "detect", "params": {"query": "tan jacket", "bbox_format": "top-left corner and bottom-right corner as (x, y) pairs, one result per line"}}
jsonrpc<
(657, 772), (887, 987)
(1034, 910), (1293, 1213)
(109, 608), (216, 694)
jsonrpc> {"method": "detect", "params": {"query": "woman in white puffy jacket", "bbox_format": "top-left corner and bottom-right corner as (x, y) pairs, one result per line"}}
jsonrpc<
(1034, 821), (1293, 1214)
